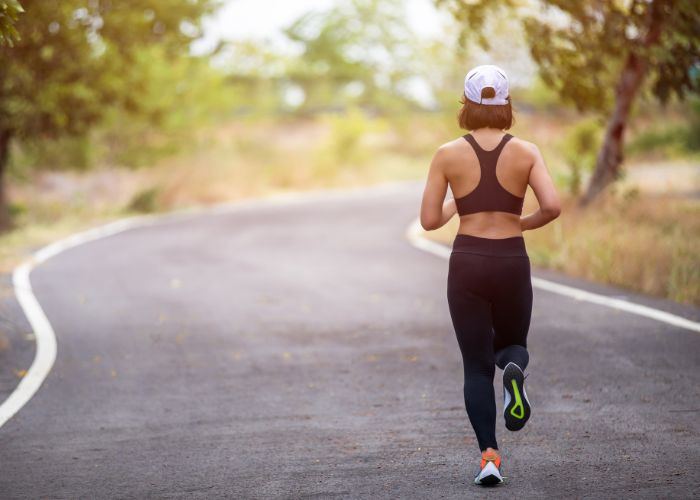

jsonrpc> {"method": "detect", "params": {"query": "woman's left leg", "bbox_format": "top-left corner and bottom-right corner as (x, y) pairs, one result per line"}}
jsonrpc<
(447, 252), (499, 452)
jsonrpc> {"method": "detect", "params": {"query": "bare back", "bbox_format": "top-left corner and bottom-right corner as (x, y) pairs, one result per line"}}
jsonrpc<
(441, 131), (534, 238)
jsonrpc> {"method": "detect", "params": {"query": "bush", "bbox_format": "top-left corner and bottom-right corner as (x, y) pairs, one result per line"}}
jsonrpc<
(560, 117), (603, 195)
(686, 96), (700, 151)
(626, 124), (689, 159)
(312, 107), (377, 179)
(126, 187), (161, 213)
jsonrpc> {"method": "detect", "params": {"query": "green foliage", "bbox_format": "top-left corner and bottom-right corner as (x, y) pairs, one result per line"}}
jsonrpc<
(96, 46), (237, 168)
(438, 0), (700, 115)
(514, 74), (564, 112)
(523, 1), (700, 113)
(219, 41), (289, 115)
(0, 0), (217, 140)
(9, 46), (238, 172)
(0, 0), (23, 46)
(626, 95), (700, 157)
(435, 0), (517, 51)
(282, 0), (421, 112)
(11, 134), (94, 171)
(626, 124), (689, 158)
(560, 118), (603, 195)
(8, 199), (27, 218)
(687, 96), (700, 151)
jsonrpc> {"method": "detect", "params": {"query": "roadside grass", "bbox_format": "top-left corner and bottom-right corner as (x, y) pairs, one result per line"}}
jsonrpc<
(0, 207), (127, 273)
(425, 192), (700, 305)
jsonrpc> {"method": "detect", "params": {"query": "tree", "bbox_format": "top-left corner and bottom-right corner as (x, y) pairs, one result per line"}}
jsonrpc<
(0, 0), (23, 47)
(282, 0), (421, 113)
(438, 0), (700, 205)
(0, 0), (217, 230)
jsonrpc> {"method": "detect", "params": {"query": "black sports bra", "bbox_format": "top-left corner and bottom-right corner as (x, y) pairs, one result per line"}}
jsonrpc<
(454, 133), (524, 216)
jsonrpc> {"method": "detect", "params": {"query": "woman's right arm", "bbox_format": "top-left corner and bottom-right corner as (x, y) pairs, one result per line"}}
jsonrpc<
(520, 143), (561, 231)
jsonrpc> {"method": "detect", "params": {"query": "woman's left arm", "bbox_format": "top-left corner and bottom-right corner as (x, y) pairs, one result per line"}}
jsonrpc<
(420, 147), (457, 231)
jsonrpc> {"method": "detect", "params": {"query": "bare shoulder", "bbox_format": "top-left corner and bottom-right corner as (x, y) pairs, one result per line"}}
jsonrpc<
(438, 137), (467, 153)
(508, 136), (539, 157)
(433, 136), (467, 160)
(510, 137), (544, 169)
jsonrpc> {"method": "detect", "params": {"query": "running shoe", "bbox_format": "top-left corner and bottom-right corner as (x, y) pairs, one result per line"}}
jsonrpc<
(503, 361), (531, 431)
(473, 449), (503, 485)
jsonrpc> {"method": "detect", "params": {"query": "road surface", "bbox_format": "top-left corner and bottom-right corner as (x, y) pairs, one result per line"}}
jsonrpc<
(1, 182), (699, 499)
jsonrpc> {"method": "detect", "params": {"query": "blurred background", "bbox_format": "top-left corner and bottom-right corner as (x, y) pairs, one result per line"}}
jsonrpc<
(0, 0), (698, 303)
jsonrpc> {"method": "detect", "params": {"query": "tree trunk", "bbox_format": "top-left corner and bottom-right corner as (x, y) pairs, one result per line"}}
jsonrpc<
(579, 52), (647, 206)
(0, 129), (13, 232)
(580, 0), (666, 207)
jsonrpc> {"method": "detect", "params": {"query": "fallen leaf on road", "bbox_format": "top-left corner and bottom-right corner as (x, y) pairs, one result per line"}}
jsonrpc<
(0, 334), (9, 352)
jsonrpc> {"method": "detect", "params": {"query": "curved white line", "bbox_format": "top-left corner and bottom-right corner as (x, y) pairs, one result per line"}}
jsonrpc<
(3, 261), (57, 428)
(0, 181), (418, 429)
(1, 215), (160, 429)
(405, 218), (700, 334)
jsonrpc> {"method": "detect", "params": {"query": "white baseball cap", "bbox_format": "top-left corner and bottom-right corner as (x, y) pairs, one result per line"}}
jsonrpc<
(464, 64), (509, 105)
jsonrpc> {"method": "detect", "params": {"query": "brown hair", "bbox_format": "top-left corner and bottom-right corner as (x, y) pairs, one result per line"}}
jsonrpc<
(457, 87), (514, 131)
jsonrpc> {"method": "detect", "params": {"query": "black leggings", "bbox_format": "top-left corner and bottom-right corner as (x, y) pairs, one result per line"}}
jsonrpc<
(446, 234), (533, 452)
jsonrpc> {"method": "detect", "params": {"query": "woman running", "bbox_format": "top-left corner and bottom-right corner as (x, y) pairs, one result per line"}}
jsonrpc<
(419, 64), (561, 486)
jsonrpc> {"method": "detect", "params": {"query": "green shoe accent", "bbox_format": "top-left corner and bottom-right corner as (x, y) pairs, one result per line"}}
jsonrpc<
(509, 379), (525, 419)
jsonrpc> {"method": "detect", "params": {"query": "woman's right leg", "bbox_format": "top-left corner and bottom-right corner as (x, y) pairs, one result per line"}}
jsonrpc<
(490, 255), (533, 431)
(491, 256), (533, 371)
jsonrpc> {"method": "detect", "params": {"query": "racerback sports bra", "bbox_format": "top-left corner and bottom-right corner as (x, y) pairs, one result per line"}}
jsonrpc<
(454, 133), (524, 216)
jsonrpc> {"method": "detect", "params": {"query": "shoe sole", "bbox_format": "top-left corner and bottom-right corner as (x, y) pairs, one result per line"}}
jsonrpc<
(475, 474), (502, 486)
(474, 461), (503, 486)
(503, 362), (530, 431)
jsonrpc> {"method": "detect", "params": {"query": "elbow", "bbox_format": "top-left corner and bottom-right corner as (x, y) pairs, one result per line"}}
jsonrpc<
(420, 215), (440, 231)
(542, 205), (561, 220)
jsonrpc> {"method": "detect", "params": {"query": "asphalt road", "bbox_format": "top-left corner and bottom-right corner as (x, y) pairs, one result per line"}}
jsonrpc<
(1, 182), (699, 499)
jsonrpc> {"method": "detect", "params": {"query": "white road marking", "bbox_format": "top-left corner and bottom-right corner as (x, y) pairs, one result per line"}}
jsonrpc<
(405, 218), (700, 334)
(0, 181), (417, 430)
(1, 216), (159, 429)
(4, 262), (57, 429)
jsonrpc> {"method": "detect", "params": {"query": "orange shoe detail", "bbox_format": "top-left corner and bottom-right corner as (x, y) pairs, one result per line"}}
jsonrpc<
(480, 450), (501, 470)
